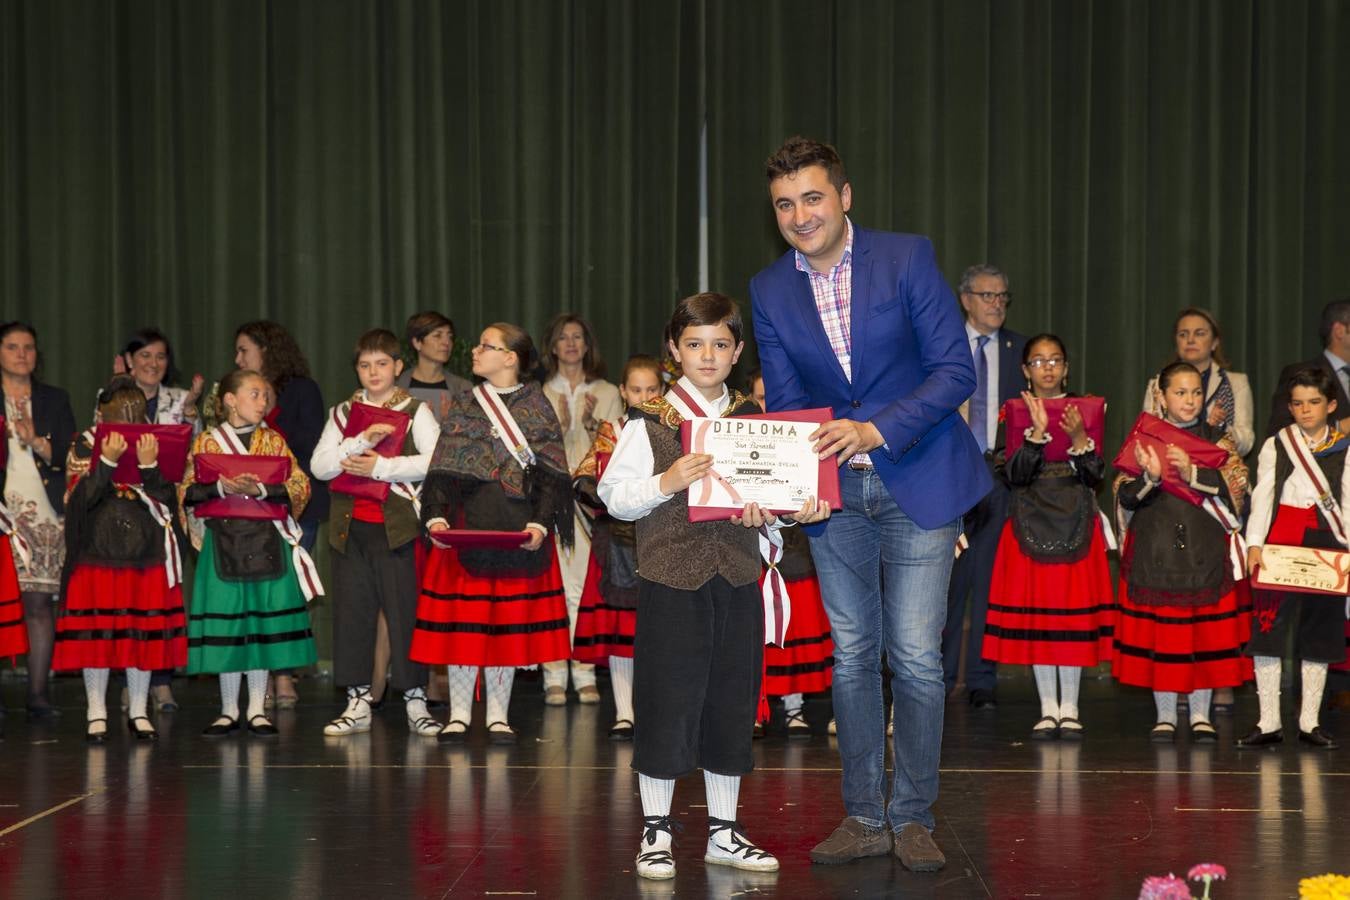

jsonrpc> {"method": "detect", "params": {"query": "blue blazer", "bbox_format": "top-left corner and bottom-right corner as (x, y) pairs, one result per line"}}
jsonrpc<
(749, 226), (991, 530)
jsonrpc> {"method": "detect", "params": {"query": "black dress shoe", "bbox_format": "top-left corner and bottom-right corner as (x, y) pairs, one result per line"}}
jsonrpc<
(127, 716), (159, 742)
(1299, 727), (1337, 749)
(1191, 721), (1219, 744)
(969, 690), (997, 710)
(27, 704), (62, 720)
(1235, 726), (1282, 747)
(609, 719), (634, 741)
(202, 715), (240, 738)
(437, 720), (469, 744)
(86, 718), (110, 744)
(247, 714), (279, 738)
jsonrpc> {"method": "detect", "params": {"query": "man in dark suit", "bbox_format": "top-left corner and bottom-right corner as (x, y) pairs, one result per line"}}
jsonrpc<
(751, 137), (988, 873)
(1267, 298), (1350, 436)
(941, 265), (1025, 709)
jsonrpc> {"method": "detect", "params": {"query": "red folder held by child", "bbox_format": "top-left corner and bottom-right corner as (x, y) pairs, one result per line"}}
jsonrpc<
(192, 454), (291, 520)
(679, 407), (842, 522)
(1002, 397), (1105, 463)
(93, 424), (193, 485)
(1111, 412), (1230, 506)
(428, 528), (532, 550)
(330, 403), (412, 502)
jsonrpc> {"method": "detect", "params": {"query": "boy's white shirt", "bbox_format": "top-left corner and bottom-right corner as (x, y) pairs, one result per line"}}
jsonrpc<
(309, 392), (439, 483)
(1245, 428), (1350, 548)
(598, 376), (730, 522)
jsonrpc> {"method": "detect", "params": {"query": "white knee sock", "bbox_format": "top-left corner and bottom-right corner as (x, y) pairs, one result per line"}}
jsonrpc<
(638, 775), (676, 850)
(126, 667), (151, 720)
(484, 666), (515, 726)
(246, 670), (269, 719)
(1189, 689), (1213, 725)
(83, 668), (110, 722)
(1153, 691), (1177, 725)
(703, 771), (741, 823)
(447, 665), (477, 726)
(782, 692), (804, 716)
(1300, 661), (1329, 733)
(1033, 665), (1059, 719)
(1254, 655), (1282, 733)
(219, 672), (242, 720)
(1058, 667), (1082, 720)
(610, 656), (635, 723)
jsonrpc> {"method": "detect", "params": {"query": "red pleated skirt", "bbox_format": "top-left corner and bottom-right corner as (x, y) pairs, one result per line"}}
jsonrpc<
(981, 520), (1116, 667)
(762, 573), (834, 695)
(409, 543), (571, 668)
(0, 539), (26, 658)
(51, 563), (187, 671)
(572, 553), (635, 663)
(1111, 538), (1254, 692)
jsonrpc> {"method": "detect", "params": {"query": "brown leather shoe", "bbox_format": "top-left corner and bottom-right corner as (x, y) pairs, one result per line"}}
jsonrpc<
(894, 822), (946, 872)
(809, 817), (892, 865)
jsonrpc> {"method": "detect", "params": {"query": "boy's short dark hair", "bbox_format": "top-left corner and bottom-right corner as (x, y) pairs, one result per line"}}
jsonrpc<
(352, 329), (402, 366)
(765, 136), (847, 193)
(667, 292), (743, 345)
(1288, 365), (1337, 402)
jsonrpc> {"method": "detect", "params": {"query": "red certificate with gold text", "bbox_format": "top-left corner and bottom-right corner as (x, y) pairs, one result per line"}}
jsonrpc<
(1253, 545), (1350, 597)
(678, 408), (842, 522)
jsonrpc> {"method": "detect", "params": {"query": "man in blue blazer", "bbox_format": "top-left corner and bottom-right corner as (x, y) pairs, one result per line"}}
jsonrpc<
(942, 266), (1026, 709)
(750, 137), (989, 872)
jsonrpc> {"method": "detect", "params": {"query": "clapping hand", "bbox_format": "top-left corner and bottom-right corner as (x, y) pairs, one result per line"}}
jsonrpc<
(1022, 391), (1049, 439)
(1061, 403), (1088, 449)
(1133, 442), (1163, 480)
(1165, 444), (1194, 482)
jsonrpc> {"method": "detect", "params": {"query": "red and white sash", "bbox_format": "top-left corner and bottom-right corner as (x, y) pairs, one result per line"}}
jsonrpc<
(1195, 490), (1247, 582)
(1279, 424), (1348, 547)
(668, 380), (791, 645)
(473, 384), (536, 470)
(209, 424), (324, 600)
(332, 399), (422, 517)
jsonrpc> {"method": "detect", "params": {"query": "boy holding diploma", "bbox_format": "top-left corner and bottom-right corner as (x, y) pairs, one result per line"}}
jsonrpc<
(1239, 367), (1350, 749)
(599, 292), (829, 881)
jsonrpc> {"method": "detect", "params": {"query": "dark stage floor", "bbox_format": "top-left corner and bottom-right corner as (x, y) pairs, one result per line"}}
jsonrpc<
(1, 670), (1346, 899)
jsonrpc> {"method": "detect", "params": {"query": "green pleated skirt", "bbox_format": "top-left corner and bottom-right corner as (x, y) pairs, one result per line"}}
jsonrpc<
(187, 530), (318, 674)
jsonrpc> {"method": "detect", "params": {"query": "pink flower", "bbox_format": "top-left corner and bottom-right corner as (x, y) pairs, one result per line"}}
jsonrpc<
(1139, 874), (1193, 900)
(1188, 864), (1227, 881)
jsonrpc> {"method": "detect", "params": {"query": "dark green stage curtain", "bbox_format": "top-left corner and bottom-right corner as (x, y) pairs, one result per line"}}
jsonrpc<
(1, 0), (699, 407)
(708, 0), (1349, 452)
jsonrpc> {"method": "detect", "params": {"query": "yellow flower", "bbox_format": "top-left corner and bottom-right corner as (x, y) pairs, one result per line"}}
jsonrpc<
(1300, 874), (1350, 900)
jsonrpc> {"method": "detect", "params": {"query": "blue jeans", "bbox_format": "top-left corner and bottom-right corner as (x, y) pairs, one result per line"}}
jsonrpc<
(808, 467), (959, 831)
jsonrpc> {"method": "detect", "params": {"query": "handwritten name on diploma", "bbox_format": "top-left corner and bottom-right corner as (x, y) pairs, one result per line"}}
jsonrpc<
(689, 417), (817, 511)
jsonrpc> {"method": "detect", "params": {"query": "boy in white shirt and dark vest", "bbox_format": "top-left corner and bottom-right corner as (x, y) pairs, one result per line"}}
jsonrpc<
(599, 292), (829, 881)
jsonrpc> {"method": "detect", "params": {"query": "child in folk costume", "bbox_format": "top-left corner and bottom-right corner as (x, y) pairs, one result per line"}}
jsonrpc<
(571, 354), (664, 740)
(311, 329), (441, 737)
(1238, 367), (1350, 750)
(1112, 361), (1253, 743)
(52, 378), (187, 742)
(408, 323), (573, 745)
(180, 369), (319, 739)
(598, 293), (830, 881)
(749, 369), (834, 738)
(980, 336), (1116, 741)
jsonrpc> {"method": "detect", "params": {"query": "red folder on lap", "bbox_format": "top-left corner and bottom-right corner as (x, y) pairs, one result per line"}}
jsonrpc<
(1002, 397), (1106, 463)
(1111, 412), (1230, 506)
(679, 407), (842, 522)
(330, 403), (412, 501)
(192, 453), (291, 520)
(428, 529), (532, 550)
(93, 423), (193, 485)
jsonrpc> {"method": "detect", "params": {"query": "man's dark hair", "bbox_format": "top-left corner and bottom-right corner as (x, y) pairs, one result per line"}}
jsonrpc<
(1288, 365), (1337, 402)
(667, 292), (743, 345)
(1319, 298), (1350, 348)
(765, 136), (847, 193)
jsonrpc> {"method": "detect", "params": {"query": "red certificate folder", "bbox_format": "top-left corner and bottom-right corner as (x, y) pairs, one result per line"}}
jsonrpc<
(330, 403), (412, 501)
(1002, 397), (1105, 463)
(92, 423), (193, 485)
(679, 407), (842, 522)
(1111, 412), (1230, 506)
(428, 529), (532, 550)
(192, 454), (291, 520)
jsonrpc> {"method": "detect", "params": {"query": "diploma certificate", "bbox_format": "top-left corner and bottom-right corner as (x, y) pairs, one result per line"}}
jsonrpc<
(685, 416), (821, 515)
(1253, 544), (1350, 597)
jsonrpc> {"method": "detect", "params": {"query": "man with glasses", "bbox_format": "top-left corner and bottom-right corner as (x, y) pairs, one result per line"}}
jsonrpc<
(942, 265), (1025, 709)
